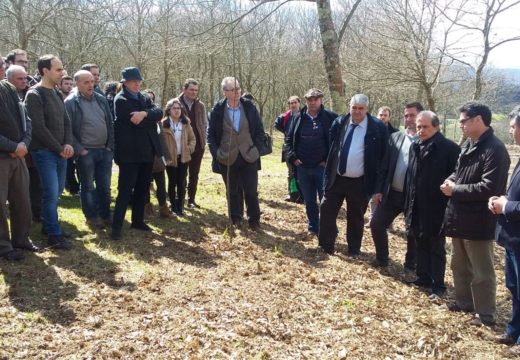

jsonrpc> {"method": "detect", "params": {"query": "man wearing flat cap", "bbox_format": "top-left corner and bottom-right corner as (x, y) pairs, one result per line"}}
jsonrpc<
(319, 94), (387, 255)
(285, 88), (337, 237)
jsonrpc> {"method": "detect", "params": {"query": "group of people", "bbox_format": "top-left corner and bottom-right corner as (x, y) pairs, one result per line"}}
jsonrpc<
(2, 49), (520, 354)
(273, 88), (520, 354)
(0, 51), (213, 250)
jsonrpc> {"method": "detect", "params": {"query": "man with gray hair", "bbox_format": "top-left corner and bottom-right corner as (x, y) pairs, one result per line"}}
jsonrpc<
(318, 94), (387, 255)
(6, 65), (27, 100)
(207, 76), (265, 230)
(0, 55), (39, 260)
(64, 70), (114, 228)
(404, 110), (459, 298)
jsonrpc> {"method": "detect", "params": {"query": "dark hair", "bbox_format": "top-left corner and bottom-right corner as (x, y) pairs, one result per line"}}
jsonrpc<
(509, 105), (520, 127)
(81, 63), (99, 72)
(162, 98), (189, 126)
(242, 92), (254, 101)
(61, 75), (73, 83)
(459, 101), (492, 126)
(183, 78), (199, 89)
(405, 102), (424, 112)
(37, 54), (58, 76)
(6, 49), (27, 64)
(104, 81), (118, 95)
(143, 89), (155, 103)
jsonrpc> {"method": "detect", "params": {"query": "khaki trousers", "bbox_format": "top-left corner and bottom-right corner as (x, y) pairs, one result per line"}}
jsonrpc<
(451, 237), (496, 322)
(0, 156), (32, 255)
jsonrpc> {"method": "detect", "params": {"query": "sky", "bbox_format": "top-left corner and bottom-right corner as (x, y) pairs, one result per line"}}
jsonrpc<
(486, 5), (520, 69)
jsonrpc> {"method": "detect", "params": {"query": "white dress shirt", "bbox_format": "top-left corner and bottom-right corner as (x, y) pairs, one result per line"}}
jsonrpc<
(338, 116), (367, 177)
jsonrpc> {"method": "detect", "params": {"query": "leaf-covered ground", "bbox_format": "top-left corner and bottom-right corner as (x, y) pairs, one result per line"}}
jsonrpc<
(0, 145), (518, 359)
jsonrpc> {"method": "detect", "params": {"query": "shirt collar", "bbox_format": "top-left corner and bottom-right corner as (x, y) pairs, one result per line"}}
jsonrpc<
(349, 115), (367, 129)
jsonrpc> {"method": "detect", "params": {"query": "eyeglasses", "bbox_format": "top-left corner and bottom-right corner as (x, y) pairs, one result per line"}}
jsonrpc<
(459, 116), (474, 125)
(225, 87), (241, 92)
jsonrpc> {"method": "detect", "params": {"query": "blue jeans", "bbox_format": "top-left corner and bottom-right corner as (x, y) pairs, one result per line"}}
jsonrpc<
(296, 165), (324, 233)
(76, 148), (113, 220)
(31, 149), (67, 236)
(505, 248), (520, 343)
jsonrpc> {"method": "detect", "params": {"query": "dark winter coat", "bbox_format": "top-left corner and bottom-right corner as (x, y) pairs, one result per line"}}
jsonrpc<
(442, 127), (510, 240)
(404, 132), (460, 237)
(324, 113), (387, 196)
(113, 88), (163, 165)
(207, 97), (265, 174)
(285, 105), (337, 165)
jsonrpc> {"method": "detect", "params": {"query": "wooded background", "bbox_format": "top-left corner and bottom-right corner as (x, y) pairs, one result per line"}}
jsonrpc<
(1, 0), (519, 139)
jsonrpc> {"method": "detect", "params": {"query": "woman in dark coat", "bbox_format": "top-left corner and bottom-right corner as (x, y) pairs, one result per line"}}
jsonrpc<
(111, 67), (163, 240)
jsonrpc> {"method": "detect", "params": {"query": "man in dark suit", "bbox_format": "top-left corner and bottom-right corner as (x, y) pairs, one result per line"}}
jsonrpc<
(404, 111), (460, 298)
(488, 106), (520, 354)
(318, 94), (387, 255)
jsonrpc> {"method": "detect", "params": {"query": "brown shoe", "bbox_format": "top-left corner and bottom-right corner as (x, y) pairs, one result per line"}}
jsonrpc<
(144, 203), (154, 218)
(159, 204), (172, 218)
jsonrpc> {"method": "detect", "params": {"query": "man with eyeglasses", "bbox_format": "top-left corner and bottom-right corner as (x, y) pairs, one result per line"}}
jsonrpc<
(6, 49), (37, 91)
(275, 95), (303, 203)
(207, 76), (265, 230)
(318, 94), (387, 255)
(441, 101), (510, 327)
(370, 102), (423, 272)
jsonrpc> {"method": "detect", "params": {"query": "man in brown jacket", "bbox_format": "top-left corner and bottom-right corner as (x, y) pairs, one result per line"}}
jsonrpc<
(176, 79), (207, 208)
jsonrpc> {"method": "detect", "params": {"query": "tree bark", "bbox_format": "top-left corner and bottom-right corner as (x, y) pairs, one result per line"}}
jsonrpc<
(316, 0), (345, 113)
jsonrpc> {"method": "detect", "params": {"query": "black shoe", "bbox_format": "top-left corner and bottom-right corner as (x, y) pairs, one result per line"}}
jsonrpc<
(370, 258), (389, 268)
(15, 242), (41, 253)
(232, 218), (243, 227)
(1, 249), (25, 261)
(408, 278), (432, 287)
(111, 230), (122, 241)
(131, 223), (152, 231)
(187, 201), (200, 209)
(42, 227), (72, 238)
(249, 222), (261, 232)
(47, 235), (72, 250)
(447, 302), (474, 313)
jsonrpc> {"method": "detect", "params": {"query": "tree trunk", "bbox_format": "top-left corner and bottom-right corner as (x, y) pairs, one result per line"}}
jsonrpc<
(316, 0), (345, 113)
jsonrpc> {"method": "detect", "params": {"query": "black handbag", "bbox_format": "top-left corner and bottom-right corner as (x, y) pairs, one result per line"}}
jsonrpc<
(259, 132), (273, 156)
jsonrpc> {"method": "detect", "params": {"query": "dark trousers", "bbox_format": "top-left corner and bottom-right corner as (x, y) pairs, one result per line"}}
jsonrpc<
(28, 164), (42, 221)
(415, 234), (446, 292)
(112, 162), (153, 232)
(166, 161), (188, 212)
(319, 176), (368, 254)
(187, 146), (204, 203)
(0, 157), (32, 255)
(145, 171), (167, 206)
(65, 158), (80, 194)
(506, 248), (520, 343)
(220, 155), (260, 225)
(370, 189), (416, 269)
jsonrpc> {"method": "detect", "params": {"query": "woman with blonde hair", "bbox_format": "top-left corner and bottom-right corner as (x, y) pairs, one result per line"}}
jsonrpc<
(160, 98), (196, 216)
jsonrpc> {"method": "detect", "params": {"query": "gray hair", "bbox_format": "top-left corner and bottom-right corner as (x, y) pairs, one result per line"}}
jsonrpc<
(73, 69), (93, 82)
(509, 105), (520, 127)
(6, 64), (26, 80)
(349, 94), (369, 107)
(418, 110), (440, 127)
(221, 76), (240, 92)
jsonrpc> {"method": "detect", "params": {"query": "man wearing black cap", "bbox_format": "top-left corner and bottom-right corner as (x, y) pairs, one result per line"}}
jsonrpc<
(111, 67), (163, 240)
(285, 88), (337, 237)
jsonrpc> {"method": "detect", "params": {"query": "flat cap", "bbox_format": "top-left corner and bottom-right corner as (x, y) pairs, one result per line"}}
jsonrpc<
(304, 88), (324, 99)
